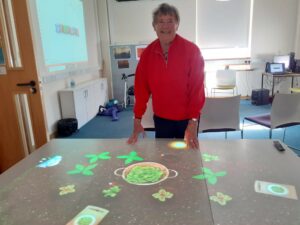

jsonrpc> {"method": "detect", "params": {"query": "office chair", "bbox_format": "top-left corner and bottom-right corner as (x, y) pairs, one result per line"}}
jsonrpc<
(198, 95), (241, 139)
(242, 93), (300, 141)
(211, 69), (237, 97)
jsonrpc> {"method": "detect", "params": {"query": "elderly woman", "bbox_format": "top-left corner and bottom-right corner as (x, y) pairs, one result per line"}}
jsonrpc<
(127, 3), (205, 149)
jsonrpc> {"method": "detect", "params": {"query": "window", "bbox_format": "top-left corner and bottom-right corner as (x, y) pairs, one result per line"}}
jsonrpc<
(0, 0), (22, 68)
(196, 0), (253, 60)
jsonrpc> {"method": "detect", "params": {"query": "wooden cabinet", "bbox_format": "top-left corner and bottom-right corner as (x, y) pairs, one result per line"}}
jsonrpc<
(59, 78), (108, 128)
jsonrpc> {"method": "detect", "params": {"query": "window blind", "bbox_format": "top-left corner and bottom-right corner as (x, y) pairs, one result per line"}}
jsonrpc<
(197, 0), (252, 59)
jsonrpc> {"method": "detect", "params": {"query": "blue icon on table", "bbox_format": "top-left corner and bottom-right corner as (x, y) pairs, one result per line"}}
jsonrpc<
(37, 155), (62, 168)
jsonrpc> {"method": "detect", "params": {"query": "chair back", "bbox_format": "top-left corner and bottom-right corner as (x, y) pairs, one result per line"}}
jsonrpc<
(271, 93), (300, 129)
(216, 70), (236, 87)
(141, 97), (155, 131)
(199, 95), (241, 132)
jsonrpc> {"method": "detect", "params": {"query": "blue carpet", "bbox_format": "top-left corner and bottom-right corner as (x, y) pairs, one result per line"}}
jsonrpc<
(64, 100), (300, 156)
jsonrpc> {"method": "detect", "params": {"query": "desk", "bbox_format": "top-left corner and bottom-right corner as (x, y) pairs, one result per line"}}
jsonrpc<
(0, 139), (300, 225)
(0, 139), (213, 225)
(261, 72), (300, 97)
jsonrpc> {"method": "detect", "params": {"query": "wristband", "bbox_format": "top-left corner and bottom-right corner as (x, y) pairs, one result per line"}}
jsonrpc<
(190, 118), (198, 122)
(133, 116), (141, 120)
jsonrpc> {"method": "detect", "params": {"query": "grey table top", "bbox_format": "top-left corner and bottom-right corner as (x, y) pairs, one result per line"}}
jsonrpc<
(0, 139), (299, 225)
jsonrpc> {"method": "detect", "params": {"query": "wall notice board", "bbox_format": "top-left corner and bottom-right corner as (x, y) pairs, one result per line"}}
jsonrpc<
(110, 44), (147, 103)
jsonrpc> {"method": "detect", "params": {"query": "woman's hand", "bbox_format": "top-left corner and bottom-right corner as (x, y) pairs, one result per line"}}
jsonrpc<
(184, 119), (199, 149)
(127, 118), (146, 144)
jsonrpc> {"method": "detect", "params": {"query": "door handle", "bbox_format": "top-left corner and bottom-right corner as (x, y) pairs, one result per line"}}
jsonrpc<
(17, 80), (36, 87)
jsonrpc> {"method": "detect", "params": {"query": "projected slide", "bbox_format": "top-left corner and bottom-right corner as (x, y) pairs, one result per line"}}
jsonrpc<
(35, 0), (88, 68)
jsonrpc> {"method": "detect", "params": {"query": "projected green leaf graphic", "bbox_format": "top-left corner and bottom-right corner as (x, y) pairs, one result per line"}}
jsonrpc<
(202, 153), (219, 162)
(117, 151), (144, 165)
(85, 152), (111, 163)
(67, 163), (98, 176)
(210, 192), (232, 206)
(193, 167), (227, 185)
(103, 186), (121, 197)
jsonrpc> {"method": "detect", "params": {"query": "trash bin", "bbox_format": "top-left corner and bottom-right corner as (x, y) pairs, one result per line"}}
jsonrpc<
(251, 89), (270, 105)
(57, 118), (78, 137)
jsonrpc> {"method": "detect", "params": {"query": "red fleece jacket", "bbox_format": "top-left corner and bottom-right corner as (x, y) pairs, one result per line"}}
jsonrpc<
(134, 34), (205, 121)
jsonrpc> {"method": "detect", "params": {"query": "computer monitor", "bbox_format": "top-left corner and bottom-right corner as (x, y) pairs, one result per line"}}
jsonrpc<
(269, 63), (285, 75)
(273, 55), (290, 71)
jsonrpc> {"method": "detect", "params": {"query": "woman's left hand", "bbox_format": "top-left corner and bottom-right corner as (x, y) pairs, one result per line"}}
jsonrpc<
(184, 119), (199, 149)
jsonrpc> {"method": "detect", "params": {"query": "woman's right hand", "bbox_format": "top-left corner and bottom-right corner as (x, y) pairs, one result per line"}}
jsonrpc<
(127, 118), (146, 144)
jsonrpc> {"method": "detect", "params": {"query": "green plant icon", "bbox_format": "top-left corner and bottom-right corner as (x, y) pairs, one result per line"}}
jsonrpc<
(152, 189), (174, 202)
(67, 164), (98, 176)
(193, 167), (227, 185)
(210, 192), (232, 206)
(85, 152), (111, 163)
(202, 153), (219, 162)
(116, 151), (144, 165)
(102, 185), (121, 197)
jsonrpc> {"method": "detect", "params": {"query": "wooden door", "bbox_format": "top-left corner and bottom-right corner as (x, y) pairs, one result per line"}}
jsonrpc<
(0, 0), (47, 172)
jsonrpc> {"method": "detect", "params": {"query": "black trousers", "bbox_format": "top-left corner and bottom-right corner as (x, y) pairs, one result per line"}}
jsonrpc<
(153, 115), (189, 139)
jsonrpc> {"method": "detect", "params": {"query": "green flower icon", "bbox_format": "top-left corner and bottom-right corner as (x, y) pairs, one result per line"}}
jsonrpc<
(102, 185), (121, 197)
(59, 185), (76, 196)
(193, 167), (227, 185)
(67, 164), (98, 176)
(117, 151), (144, 165)
(202, 153), (219, 162)
(152, 189), (174, 202)
(85, 152), (111, 163)
(210, 192), (232, 205)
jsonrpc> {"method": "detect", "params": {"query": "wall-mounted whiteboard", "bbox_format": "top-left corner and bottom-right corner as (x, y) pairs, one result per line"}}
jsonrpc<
(28, 0), (101, 82)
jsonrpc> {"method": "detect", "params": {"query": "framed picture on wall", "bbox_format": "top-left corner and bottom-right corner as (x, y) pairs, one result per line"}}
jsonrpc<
(135, 45), (147, 60)
(113, 46), (131, 59)
(117, 60), (129, 69)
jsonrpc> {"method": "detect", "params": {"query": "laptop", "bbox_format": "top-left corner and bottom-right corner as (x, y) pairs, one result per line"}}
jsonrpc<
(269, 63), (286, 75)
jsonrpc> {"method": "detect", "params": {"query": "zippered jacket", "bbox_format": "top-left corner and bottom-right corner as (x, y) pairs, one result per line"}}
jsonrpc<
(134, 34), (205, 121)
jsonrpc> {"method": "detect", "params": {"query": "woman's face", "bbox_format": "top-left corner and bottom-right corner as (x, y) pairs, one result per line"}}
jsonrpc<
(153, 14), (178, 46)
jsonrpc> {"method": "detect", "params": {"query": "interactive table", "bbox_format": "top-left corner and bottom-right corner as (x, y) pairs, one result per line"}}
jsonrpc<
(0, 139), (299, 225)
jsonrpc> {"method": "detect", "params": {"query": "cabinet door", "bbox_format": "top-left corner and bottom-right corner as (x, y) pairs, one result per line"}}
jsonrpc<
(92, 79), (108, 117)
(59, 91), (76, 118)
(86, 85), (97, 120)
(99, 79), (108, 106)
(74, 88), (88, 128)
(91, 80), (101, 117)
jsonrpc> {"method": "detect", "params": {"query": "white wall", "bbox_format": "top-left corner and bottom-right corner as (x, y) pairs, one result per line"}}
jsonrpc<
(27, 0), (300, 136)
(247, 0), (299, 95)
(98, 0), (113, 99)
(28, 0), (103, 136)
(107, 0), (196, 44)
(99, 0), (300, 98)
(251, 0), (298, 59)
(294, 0), (300, 58)
(105, 0), (299, 57)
